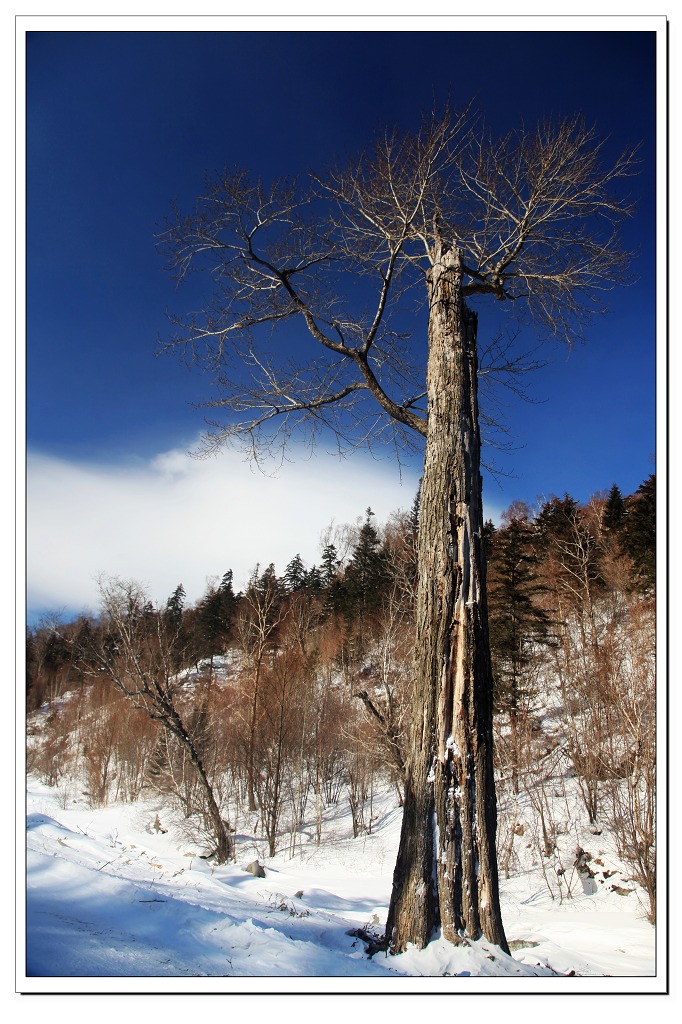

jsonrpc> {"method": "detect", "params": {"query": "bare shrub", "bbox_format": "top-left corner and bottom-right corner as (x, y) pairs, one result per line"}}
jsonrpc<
(82, 713), (118, 807)
(603, 597), (656, 922)
(85, 576), (235, 862)
(113, 698), (159, 802)
(30, 706), (77, 788)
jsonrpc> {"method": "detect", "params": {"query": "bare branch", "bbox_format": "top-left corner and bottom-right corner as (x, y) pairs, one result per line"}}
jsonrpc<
(158, 107), (638, 458)
(457, 115), (639, 340)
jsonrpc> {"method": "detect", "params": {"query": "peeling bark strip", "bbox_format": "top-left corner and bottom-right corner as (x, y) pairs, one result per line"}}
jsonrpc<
(385, 246), (508, 954)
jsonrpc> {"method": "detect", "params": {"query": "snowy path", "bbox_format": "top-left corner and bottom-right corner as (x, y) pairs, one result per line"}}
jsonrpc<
(22, 778), (656, 986)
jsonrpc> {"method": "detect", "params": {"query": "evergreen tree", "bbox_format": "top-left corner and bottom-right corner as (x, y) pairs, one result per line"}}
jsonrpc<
(482, 518), (496, 562)
(165, 583), (186, 630)
(319, 542), (345, 616)
(258, 563), (282, 597)
(304, 564), (324, 592)
(219, 569), (236, 605)
(397, 482), (422, 589)
(535, 493), (603, 612)
(284, 554), (307, 592)
(26, 628), (38, 707)
(194, 570), (237, 663)
(320, 543), (340, 587)
(603, 483), (626, 533)
(535, 493), (580, 549)
(488, 517), (551, 698)
(72, 617), (97, 680)
(622, 474), (656, 589)
(43, 627), (72, 681)
(487, 514), (551, 791)
(342, 508), (388, 621)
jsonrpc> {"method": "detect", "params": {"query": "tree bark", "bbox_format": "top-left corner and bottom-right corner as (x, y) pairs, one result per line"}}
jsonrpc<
(247, 657), (262, 813)
(385, 245), (508, 954)
(167, 704), (235, 863)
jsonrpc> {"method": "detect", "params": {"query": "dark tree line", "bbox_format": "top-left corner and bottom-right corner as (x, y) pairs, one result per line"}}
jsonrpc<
(27, 475), (655, 724)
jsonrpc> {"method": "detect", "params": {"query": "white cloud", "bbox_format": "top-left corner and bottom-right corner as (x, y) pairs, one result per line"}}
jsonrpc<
(26, 444), (421, 617)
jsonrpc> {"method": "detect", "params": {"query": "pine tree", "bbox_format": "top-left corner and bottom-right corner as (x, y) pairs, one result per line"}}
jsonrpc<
(26, 628), (38, 706)
(320, 543), (340, 587)
(485, 516), (548, 794)
(488, 514), (551, 790)
(342, 509), (388, 621)
(304, 564), (324, 592)
(603, 483), (626, 533)
(284, 554), (307, 592)
(165, 583), (186, 630)
(72, 617), (97, 677)
(622, 474), (656, 590)
(535, 493), (580, 549)
(194, 571), (237, 663)
(482, 519), (496, 562)
(316, 543), (339, 613)
(535, 493), (603, 619)
(258, 563), (282, 598)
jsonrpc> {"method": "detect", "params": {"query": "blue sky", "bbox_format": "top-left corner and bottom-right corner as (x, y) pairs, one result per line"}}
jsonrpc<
(24, 21), (661, 621)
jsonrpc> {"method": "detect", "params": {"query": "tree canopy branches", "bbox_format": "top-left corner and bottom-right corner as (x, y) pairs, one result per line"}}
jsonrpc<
(157, 107), (638, 459)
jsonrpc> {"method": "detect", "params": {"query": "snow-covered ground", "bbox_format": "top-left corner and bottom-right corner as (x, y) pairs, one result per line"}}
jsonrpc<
(20, 773), (660, 994)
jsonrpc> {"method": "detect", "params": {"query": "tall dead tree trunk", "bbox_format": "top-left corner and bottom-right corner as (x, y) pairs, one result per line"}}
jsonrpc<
(159, 110), (637, 955)
(385, 245), (508, 954)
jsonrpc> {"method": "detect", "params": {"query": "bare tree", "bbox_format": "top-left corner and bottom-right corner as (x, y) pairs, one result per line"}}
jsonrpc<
(235, 566), (286, 812)
(86, 576), (234, 863)
(354, 544), (415, 789)
(158, 107), (637, 952)
(603, 595), (656, 922)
